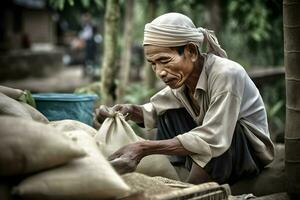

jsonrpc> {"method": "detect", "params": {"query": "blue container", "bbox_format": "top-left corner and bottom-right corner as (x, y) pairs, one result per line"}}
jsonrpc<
(33, 93), (98, 126)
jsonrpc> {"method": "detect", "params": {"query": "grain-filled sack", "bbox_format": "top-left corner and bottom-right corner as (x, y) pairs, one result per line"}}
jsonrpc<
(14, 130), (131, 200)
(0, 93), (32, 120)
(20, 102), (49, 124)
(95, 109), (179, 180)
(0, 116), (86, 176)
(0, 85), (24, 100)
(50, 119), (97, 137)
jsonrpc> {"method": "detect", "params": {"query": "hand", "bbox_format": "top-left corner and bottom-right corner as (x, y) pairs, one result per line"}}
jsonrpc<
(94, 105), (112, 124)
(113, 104), (144, 123)
(94, 104), (143, 125)
(108, 143), (144, 174)
(112, 104), (134, 121)
(92, 112), (101, 130)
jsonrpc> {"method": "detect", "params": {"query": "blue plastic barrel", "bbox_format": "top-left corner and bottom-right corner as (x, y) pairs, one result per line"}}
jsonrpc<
(32, 93), (98, 126)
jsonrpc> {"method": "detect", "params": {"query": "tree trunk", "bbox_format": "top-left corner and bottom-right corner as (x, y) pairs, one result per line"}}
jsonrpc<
(206, 0), (221, 34)
(117, 0), (134, 103)
(100, 0), (120, 105)
(143, 0), (157, 90)
(283, 0), (300, 198)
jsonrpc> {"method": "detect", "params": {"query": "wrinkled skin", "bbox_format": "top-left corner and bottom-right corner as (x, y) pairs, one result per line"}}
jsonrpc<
(109, 143), (143, 174)
(144, 45), (199, 89)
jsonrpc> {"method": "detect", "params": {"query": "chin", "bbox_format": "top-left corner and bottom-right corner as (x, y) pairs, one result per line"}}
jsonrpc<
(169, 82), (183, 89)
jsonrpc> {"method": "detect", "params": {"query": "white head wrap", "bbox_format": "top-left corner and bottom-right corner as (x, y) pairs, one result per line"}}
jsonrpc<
(143, 13), (227, 58)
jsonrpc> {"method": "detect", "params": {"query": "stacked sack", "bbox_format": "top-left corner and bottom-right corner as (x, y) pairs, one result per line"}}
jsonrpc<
(0, 86), (130, 200)
(0, 85), (181, 200)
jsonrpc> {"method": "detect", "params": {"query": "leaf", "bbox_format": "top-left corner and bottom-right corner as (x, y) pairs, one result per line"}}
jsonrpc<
(94, 0), (104, 8)
(269, 100), (284, 118)
(67, 0), (74, 6)
(81, 0), (90, 8)
(18, 90), (36, 108)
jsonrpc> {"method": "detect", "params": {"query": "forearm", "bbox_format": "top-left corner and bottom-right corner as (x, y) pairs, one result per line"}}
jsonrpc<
(137, 138), (193, 158)
(108, 137), (194, 175)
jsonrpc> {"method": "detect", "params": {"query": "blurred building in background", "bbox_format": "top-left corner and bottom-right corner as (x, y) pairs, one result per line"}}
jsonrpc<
(0, 0), (63, 81)
(0, 0), (57, 51)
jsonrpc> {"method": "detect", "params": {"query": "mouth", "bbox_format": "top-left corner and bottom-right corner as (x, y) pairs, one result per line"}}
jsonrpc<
(163, 79), (174, 85)
(162, 74), (182, 87)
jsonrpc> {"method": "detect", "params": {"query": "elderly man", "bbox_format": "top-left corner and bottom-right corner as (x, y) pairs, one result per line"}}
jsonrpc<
(95, 13), (274, 184)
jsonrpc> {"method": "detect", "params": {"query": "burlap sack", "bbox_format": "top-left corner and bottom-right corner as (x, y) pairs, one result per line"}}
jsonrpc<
(95, 110), (179, 180)
(0, 116), (86, 176)
(20, 102), (49, 124)
(14, 130), (131, 200)
(0, 93), (32, 120)
(0, 85), (24, 100)
(50, 119), (97, 137)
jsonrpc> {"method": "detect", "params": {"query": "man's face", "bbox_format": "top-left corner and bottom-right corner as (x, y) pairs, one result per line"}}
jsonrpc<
(144, 45), (194, 89)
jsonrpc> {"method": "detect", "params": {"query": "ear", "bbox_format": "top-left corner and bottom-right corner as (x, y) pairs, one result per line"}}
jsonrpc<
(184, 43), (198, 62)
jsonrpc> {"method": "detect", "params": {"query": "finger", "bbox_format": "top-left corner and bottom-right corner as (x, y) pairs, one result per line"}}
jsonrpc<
(110, 157), (137, 174)
(124, 112), (131, 121)
(110, 158), (126, 174)
(96, 114), (106, 123)
(108, 151), (121, 161)
(109, 157), (123, 166)
(112, 104), (122, 112)
(96, 107), (111, 122)
(110, 158), (134, 174)
(92, 114), (101, 130)
(113, 105), (130, 117)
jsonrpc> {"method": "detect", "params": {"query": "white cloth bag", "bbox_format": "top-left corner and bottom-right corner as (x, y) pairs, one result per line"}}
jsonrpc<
(95, 109), (179, 180)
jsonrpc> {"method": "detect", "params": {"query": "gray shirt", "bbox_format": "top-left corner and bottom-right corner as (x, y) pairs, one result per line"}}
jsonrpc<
(141, 54), (274, 168)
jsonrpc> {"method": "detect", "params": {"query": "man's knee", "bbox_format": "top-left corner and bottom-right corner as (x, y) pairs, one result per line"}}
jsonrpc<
(187, 162), (211, 184)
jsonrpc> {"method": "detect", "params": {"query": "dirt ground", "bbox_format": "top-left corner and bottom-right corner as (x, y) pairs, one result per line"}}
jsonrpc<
(0, 66), (91, 93)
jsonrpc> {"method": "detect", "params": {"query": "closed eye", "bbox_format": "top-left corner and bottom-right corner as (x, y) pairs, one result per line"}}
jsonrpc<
(160, 60), (170, 64)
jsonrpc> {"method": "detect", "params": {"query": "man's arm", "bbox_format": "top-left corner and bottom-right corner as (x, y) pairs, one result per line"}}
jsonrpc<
(108, 138), (193, 172)
(108, 138), (211, 184)
(138, 138), (193, 156)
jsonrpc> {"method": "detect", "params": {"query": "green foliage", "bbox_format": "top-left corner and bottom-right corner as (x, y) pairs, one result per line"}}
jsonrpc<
(221, 0), (283, 67)
(123, 83), (156, 104)
(48, 0), (103, 10)
(228, 0), (271, 42)
(74, 82), (102, 107)
(260, 79), (285, 142)
(18, 90), (36, 108)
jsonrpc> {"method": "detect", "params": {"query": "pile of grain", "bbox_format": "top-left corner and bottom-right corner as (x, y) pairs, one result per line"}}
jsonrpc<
(122, 172), (190, 197)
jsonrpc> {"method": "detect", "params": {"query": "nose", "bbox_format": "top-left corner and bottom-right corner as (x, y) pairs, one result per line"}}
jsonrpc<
(154, 64), (167, 78)
(158, 70), (167, 78)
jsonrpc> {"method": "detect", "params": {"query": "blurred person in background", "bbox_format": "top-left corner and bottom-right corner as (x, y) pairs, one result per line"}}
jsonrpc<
(95, 13), (274, 185)
(78, 13), (98, 76)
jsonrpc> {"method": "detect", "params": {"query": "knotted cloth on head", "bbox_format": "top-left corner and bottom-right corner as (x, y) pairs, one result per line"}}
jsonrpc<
(143, 13), (227, 58)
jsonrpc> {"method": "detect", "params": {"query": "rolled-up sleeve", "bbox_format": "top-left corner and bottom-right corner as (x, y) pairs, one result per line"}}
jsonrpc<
(141, 87), (184, 130)
(177, 91), (242, 167)
(141, 103), (157, 129)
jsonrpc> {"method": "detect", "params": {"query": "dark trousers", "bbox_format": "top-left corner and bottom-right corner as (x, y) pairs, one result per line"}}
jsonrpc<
(157, 108), (262, 184)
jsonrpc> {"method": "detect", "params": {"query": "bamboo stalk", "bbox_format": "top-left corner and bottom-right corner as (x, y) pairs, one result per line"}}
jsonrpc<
(283, 0), (300, 198)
